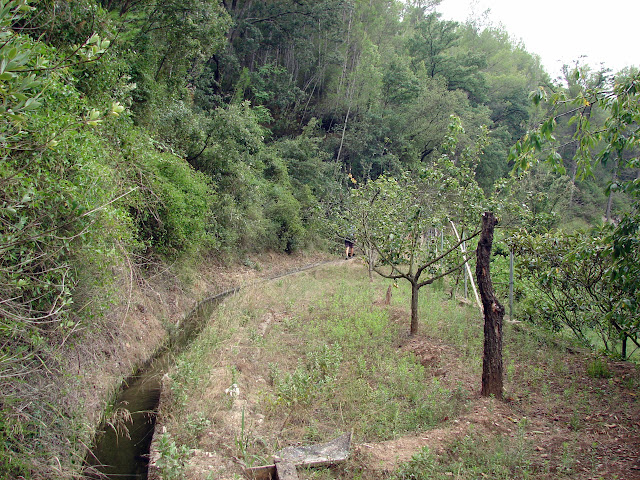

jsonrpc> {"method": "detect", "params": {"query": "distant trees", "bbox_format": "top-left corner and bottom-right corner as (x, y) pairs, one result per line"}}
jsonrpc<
(186, 0), (548, 195)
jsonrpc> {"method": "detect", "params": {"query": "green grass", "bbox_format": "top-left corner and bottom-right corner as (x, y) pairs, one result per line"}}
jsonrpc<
(390, 426), (537, 480)
(158, 261), (640, 480)
(158, 263), (474, 475)
(256, 269), (470, 442)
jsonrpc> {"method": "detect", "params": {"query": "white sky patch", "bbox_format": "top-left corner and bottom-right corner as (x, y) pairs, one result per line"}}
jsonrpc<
(436, 0), (639, 79)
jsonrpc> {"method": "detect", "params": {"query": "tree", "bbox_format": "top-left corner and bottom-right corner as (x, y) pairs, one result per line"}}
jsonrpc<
(510, 228), (640, 358)
(407, 12), (487, 104)
(350, 118), (485, 334)
(476, 211), (504, 398)
(510, 69), (640, 356)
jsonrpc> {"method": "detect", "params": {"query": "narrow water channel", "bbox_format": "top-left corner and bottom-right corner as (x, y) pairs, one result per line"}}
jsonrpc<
(84, 261), (328, 478)
(84, 290), (237, 479)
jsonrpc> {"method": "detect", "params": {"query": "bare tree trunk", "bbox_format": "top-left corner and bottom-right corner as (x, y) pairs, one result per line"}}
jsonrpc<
(410, 281), (419, 336)
(476, 212), (504, 399)
(335, 102), (351, 164)
(367, 247), (376, 281)
(569, 159), (577, 206)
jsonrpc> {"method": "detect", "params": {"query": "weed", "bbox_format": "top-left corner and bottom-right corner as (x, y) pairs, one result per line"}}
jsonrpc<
(586, 357), (611, 378)
(242, 258), (262, 271)
(559, 441), (575, 474)
(563, 384), (576, 401)
(569, 411), (582, 431)
(272, 363), (316, 407)
(155, 433), (190, 480)
(184, 413), (211, 441)
(392, 430), (536, 480)
(230, 365), (239, 385)
(248, 327), (265, 344)
(269, 344), (342, 408)
(305, 343), (343, 383)
(105, 407), (132, 439)
(392, 446), (436, 479)
(235, 407), (249, 458)
(304, 422), (321, 442)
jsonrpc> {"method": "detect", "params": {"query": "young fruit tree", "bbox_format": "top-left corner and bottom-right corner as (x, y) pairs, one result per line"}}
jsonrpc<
(510, 69), (640, 356)
(350, 147), (485, 335)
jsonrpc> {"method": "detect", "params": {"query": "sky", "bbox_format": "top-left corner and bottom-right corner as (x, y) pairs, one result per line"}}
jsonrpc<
(435, 0), (639, 80)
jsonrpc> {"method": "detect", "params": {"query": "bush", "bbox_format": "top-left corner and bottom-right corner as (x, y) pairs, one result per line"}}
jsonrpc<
(265, 185), (305, 253)
(116, 128), (218, 256)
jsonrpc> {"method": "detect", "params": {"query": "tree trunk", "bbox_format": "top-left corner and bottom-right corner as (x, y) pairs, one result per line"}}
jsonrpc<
(476, 212), (504, 399)
(410, 281), (419, 336)
(605, 159), (619, 223)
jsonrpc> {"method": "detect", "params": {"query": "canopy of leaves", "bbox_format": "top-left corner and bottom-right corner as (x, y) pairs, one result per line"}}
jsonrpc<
(511, 228), (639, 358)
(350, 117), (486, 284)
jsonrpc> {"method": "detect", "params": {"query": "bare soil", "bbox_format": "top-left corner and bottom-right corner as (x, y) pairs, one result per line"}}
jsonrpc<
(358, 334), (640, 479)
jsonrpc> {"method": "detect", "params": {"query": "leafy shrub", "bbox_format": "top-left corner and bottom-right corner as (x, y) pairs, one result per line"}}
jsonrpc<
(265, 185), (305, 253)
(510, 228), (637, 357)
(117, 128), (217, 256)
(155, 433), (190, 480)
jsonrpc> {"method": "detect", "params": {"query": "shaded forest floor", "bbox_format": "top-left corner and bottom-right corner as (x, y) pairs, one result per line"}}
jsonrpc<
(152, 260), (640, 480)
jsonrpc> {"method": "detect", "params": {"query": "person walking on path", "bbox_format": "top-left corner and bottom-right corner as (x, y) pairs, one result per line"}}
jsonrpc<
(344, 227), (355, 259)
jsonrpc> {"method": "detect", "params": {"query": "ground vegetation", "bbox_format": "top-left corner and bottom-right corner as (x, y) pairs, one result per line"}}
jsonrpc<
(152, 261), (640, 480)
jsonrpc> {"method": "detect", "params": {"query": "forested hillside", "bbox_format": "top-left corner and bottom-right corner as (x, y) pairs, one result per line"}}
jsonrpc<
(1, 0), (638, 477)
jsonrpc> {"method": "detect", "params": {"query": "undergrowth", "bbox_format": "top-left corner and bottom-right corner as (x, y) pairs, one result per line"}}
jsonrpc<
(391, 425), (536, 480)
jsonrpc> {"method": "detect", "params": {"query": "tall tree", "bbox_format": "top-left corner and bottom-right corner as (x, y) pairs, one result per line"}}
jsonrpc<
(407, 12), (486, 103)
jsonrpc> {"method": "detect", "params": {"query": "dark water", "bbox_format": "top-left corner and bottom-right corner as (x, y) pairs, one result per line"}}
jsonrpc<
(84, 290), (237, 479)
(84, 361), (165, 479)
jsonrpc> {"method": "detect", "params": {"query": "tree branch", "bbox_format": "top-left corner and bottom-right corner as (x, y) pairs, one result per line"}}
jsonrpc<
(415, 228), (480, 280)
(418, 258), (465, 288)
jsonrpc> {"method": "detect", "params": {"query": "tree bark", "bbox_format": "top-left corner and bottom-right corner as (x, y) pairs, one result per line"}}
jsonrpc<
(476, 212), (504, 399)
(410, 281), (419, 336)
(605, 158), (619, 223)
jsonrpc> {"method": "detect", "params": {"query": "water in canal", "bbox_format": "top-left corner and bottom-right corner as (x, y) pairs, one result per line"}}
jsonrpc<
(84, 291), (235, 479)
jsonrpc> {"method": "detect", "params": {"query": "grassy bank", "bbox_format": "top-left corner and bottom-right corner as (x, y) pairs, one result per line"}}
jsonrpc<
(153, 260), (640, 480)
